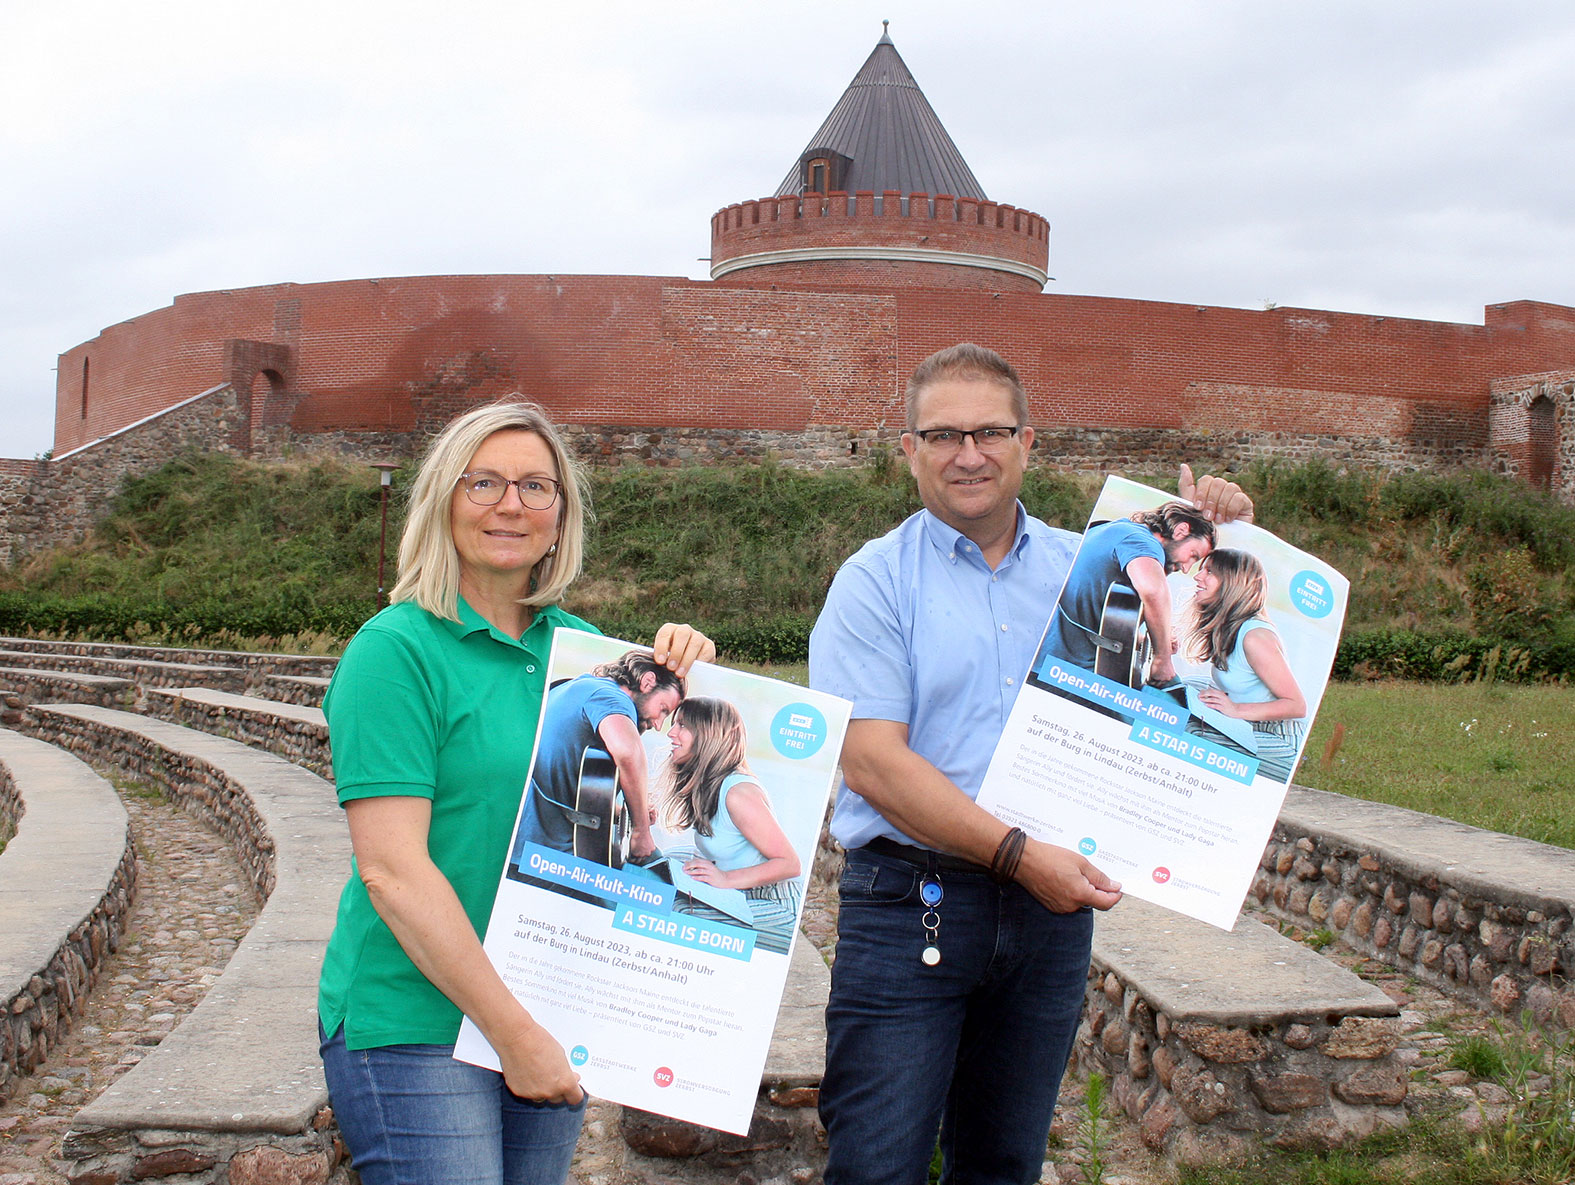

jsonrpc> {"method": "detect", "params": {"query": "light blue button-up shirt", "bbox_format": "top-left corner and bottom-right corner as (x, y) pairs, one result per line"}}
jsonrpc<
(809, 505), (1079, 850)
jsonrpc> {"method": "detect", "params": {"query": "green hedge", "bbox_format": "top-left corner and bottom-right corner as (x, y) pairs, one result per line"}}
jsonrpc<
(10, 593), (1573, 683)
(1333, 628), (1574, 683)
(592, 615), (814, 666)
(0, 592), (375, 645)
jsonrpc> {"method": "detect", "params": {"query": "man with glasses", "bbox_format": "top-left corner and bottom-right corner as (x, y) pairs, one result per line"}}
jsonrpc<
(809, 343), (1251, 1185)
(511, 650), (685, 866)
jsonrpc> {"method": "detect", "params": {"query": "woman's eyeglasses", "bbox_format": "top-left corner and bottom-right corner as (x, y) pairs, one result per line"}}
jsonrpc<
(455, 471), (561, 509)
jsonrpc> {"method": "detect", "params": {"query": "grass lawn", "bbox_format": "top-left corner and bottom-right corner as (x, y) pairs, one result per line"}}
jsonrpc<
(733, 667), (1575, 851)
(1298, 681), (1575, 850)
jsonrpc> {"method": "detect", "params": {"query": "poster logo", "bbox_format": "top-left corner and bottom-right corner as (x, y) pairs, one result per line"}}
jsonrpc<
(570, 1045), (589, 1066)
(1078, 837), (1097, 856)
(1152, 866), (1171, 884)
(1289, 570), (1334, 618)
(770, 702), (828, 759)
(653, 1066), (675, 1088)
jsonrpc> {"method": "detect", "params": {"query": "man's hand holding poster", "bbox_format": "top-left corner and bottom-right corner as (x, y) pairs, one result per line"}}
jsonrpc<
(978, 476), (1348, 930)
(456, 631), (850, 1134)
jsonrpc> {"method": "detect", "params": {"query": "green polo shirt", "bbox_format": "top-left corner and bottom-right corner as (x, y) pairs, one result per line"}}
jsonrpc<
(318, 596), (597, 1049)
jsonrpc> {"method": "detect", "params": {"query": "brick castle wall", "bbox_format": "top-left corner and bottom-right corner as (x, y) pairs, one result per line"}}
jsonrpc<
(13, 278), (1570, 563)
(49, 280), (1575, 461)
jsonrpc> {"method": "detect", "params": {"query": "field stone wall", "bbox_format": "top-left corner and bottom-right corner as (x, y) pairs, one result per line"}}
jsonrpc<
(1076, 967), (1406, 1163)
(142, 690), (333, 781)
(1253, 828), (1575, 1034)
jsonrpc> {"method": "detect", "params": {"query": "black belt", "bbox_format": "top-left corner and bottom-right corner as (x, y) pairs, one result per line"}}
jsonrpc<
(861, 836), (989, 875)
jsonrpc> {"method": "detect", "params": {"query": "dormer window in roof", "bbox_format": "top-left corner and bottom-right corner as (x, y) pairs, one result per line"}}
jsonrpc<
(799, 148), (850, 195)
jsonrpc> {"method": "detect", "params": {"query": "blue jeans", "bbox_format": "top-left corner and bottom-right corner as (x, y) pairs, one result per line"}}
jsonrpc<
(820, 848), (1094, 1185)
(319, 1022), (586, 1185)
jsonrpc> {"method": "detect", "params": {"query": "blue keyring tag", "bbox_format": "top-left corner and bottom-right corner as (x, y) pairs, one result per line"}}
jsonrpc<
(920, 877), (943, 908)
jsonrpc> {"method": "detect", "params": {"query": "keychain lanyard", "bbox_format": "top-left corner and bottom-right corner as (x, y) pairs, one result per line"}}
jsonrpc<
(920, 854), (944, 966)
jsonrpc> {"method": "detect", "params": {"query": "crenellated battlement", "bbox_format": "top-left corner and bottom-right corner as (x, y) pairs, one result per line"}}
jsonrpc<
(712, 191), (1049, 241)
(709, 190), (1051, 292)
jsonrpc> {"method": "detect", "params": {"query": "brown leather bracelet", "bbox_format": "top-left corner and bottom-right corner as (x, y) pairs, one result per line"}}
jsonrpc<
(990, 827), (1027, 884)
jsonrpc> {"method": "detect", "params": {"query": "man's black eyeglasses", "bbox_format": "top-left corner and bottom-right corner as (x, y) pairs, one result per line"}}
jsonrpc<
(910, 426), (1021, 453)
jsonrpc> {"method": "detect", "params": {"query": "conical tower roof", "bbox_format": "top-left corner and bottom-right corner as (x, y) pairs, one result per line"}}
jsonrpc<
(774, 25), (986, 200)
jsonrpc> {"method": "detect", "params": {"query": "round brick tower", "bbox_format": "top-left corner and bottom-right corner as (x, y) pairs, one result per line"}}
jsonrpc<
(710, 25), (1050, 293)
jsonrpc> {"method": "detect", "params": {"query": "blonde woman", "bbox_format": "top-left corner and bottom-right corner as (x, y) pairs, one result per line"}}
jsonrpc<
(1188, 548), (1307, 782)
(658, 696), (802, 954)
(317, 399), (711, 1185)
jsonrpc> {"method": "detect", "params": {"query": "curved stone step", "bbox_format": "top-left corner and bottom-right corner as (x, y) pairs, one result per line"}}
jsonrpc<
(0, 728), (136, 1098)
(0, 650), (246, 694)
(23, 704), (349, 1181)
(1082, 899), (1402, 1162)
(142, 687), (330, 779)
(0, 665), (137, 709)
(0, 636), (339, 681)
(255, 672), (331, 708)
(1258, 785), (1575, 1034)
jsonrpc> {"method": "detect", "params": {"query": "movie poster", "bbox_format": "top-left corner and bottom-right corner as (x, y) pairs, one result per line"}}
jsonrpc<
(456, 631), (849, 1134)
(977, 476), (1349, 930)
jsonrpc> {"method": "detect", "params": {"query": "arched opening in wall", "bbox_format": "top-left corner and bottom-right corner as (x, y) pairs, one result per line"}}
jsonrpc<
(1527, 394), (1556, 489)
(81, 357), (89, 418)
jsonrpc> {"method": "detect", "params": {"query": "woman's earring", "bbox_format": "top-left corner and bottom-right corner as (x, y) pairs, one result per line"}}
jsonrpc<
(546, 542), (559, 557)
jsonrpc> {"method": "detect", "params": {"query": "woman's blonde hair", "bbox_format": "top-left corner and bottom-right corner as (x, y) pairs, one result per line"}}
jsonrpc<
(389, 399), (589, 620)
(1186, 548), (1267, 670)
(659, 697), (750, 838)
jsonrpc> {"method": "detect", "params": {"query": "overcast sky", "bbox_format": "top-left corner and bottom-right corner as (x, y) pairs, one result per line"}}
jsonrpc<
(4, 0), (1572, 459)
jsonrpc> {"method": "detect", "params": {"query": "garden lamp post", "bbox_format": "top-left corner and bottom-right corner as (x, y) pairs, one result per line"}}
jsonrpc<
(370, 462), (401, 606)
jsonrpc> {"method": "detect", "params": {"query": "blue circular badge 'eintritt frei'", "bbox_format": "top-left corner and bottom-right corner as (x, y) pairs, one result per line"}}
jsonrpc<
(1289, 570), (1335, 619)
(770, 702), (828, 759)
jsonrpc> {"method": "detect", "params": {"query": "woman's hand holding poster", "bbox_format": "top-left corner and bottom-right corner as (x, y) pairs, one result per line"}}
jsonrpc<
(977, 476), (1349, 931)
(456, 631), (849, 1134)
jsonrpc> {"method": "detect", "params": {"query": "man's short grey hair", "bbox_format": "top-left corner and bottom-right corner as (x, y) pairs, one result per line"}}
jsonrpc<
(904, 343), (1029, 431)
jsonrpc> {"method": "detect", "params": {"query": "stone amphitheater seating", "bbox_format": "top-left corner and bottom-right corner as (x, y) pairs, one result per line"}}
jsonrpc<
(23, 703), (350, 1183)
(142, 686), (331, 779)
(0, 665), (136, 708)
(0, 729), (136, 1099)
(3, 636), (1573, 1176)
(257, 673), (332, 707)
(0, 648), (248, 693)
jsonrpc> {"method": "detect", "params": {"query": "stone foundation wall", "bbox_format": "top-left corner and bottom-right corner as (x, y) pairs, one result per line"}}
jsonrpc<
(1075, 967), (1407, 1164)
(619, 1095), (824, 1184)
(1252, 828), (1575, 1033)
(7, 391), (1566, 563)
(293, 421), (1501, 479)
(0, 460), (45, 568)
(0, 385), (248, 566)
(0, 761), (138, 1101)
(61, 1122), (350, 1185)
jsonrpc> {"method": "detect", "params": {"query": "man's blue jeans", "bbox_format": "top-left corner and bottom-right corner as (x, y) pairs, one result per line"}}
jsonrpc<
(320, 1022), (586, 1185)
(820, 847), (1094, 1185)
